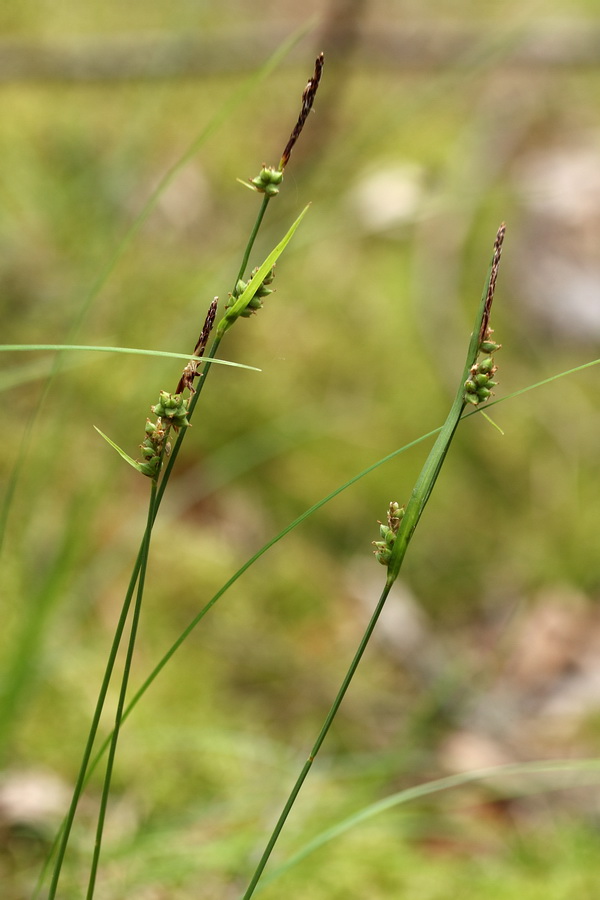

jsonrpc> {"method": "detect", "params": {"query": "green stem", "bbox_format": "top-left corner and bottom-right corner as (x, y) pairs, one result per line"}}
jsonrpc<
(44, 193), (274, 898)
(239, 392), (464, 898)
(239, 231), (504, 897)
(155, 195), (271, 497)
(385, 392), (466, 591)
(46, 541), (145, 900)
(241, 579), (394, 900)
(85, 479), (157, 900)
(236, 195), (271, 284)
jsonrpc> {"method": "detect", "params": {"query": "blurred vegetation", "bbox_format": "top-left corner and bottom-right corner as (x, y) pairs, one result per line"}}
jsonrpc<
(1, 1), (600, 897)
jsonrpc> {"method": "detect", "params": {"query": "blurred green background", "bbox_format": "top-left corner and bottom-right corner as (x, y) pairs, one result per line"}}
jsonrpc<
(2, 1), (600, 897)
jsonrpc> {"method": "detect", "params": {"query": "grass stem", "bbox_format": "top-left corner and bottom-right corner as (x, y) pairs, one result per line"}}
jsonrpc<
(46, 537), (146, 899)
(44, 192), (273, 898)
(239, 225), (506, 896)
(241, 579), (394, 899)
(85, 479), (157, 899)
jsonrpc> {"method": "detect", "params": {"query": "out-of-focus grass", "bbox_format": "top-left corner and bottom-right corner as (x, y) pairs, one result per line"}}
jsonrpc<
(2, 2), (600, 897)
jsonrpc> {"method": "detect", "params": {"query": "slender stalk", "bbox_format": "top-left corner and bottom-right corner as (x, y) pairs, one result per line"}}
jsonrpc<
(241, 578), (395, 899)
(42, 43), (318, 891)
(236, 195), (271, 283)
(85, 479), (157, 899)
(46, 541), (145, 900)
(45, 195), (272, 898)
(154, 196), (271, 500)
(239, 411), (463, 897)
(239, 226), (506, 897)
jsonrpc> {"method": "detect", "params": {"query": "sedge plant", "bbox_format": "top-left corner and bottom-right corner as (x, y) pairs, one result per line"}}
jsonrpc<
(238, 226), (506, 898)
(24, 48), (600, 899)
(44, 54), (325, 899)
(32, 219), (600, 895)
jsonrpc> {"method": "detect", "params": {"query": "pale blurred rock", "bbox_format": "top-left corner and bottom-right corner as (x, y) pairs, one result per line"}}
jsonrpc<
(347, 162), (426, 233)
(505, 591), (589, 692)
(0, 769), (69, 825)
(512, 138), (600, 339)
(440, 730), (514, 774)
(347, 563), (429, 654)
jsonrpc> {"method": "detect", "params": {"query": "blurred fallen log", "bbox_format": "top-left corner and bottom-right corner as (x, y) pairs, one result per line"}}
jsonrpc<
(0, 21), (599, 84)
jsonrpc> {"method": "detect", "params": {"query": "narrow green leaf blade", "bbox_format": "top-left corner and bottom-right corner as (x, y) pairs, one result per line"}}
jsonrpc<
(0, 344), (260, 371)
(217, 204), (310, 334)
(263, 759), (600, 888)
(94, 426), (143, 473)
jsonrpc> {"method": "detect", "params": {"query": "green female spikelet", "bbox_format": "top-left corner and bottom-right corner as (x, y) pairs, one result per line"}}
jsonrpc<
(463, 227), (504, 407)
(228, 266), (276, 318)
(137, 392), (190, 478)
(373, 501), (405, 566)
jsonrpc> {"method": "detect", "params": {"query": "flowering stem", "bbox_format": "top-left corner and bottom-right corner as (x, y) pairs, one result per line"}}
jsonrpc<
(236, 195), (271, 284)
(46, 540), (146, 900)
(240, 579), (394, 900)
(42, 44), (324, 892)
(45, 195), (274, 898)
(85, 477), (158, 900)
(239, 225), (506, 897)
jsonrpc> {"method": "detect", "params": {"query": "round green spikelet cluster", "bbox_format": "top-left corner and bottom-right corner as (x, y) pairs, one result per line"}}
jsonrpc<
(138, 392), (190, 478)
(139, 419), (167, 478)
(151, 391), (190, 427)
(372, 501), (405, 566)
(250, 166), (284, 196)
(230, 266), (276, 317)
(464, 336), (501, 407)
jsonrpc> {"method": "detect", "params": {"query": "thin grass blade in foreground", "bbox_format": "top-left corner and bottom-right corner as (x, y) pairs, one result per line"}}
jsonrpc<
(240, 225), (506, 899)
(261, 759), (600, 888)
(0, 344), (260, 369)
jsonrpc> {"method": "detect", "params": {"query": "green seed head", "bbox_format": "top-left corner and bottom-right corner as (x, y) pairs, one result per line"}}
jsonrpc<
(249, 167), (284, 194)
(373, 542), (392, 566)
(480, 340), (501, 353)
(139, 457), (161, 478)
(241, 298), (263, 318)
(478, 357), (495, 375)
(258, 167), (283, 185)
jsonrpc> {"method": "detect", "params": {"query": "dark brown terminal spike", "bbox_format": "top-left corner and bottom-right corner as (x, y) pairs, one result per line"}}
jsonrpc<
(279, 52), (324, 171)
(193, 297), (218, 358)
(478, 223), (505, 346)
(175, 297), (218, 395)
